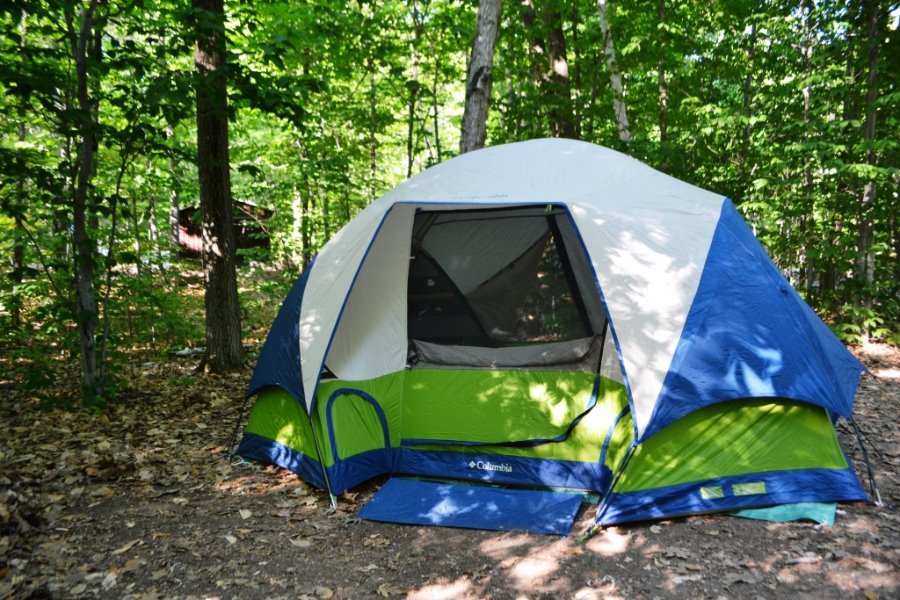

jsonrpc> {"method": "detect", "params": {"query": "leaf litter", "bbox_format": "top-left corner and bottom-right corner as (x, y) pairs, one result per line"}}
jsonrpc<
(0, 344), (897, 598)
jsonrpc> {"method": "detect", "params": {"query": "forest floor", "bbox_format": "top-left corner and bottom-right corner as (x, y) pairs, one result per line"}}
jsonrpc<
(1, 341), (898, 599)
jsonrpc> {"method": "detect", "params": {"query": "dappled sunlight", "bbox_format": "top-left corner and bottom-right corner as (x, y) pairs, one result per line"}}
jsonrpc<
(585, 526), (632, 557)
(401, 369), (598, 446)
(504, 538), (571, 589)
(408, 576), (477, 600)
(478, 533), (534, 559)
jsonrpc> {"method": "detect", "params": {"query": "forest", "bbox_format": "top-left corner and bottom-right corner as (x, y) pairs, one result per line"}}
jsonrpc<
(0, 0), (897, 407)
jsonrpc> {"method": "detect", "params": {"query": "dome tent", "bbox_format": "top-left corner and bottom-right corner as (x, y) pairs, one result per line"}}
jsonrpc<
(236, 138), (867, 534)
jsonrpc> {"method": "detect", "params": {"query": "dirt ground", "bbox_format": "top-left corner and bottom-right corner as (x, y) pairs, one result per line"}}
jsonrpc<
(1, 344), (898, 599)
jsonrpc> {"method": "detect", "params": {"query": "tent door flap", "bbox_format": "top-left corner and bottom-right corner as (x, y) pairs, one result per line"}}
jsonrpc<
(357, 477), (584, 535)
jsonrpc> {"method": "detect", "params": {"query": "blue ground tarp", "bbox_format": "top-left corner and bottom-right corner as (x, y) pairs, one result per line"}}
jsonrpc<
(357, 478), (584, 535)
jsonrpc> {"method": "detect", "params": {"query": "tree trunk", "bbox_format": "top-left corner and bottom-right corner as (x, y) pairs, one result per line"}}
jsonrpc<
(799, 0), (814, 293)
(11, 10), (28, 330)
(431, 36), (443, 164)
(854, 0), (880, 337)
(544, 5), (577, 138)
(166, 122), (180, 249)
(367, 53), (378, 201)
(657, 0), (668, 170)
(570, 3), (582, 135)
(596, 0), (631, 145)
(193, 0), (243, 371)
(130, 191), (143, 279)
(67, 0), (104, 403)
(460, 0), (501, 154)
(406, 3), (424, 176)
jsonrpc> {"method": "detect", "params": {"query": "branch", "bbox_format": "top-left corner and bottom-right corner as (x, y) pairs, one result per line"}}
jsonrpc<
(19, 219), (67, 306)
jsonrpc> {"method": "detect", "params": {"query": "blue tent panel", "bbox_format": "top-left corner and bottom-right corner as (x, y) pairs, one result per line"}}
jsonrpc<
(358, 478), (584, 535)
(597, 467), (866, 526)
(246, 260), (316, 404)
(235, 433), (327, 490)
(647, 201), (863, 440)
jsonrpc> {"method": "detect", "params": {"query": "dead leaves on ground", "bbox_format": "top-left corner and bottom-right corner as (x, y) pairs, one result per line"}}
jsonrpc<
(0, 345), (898, 598)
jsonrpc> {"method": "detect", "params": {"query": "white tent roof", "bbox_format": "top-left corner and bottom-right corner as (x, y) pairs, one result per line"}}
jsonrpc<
(300, 138), (725, 438)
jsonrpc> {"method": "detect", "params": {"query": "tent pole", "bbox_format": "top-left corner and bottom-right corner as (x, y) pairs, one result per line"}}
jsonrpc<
(308, 408), (338, 509)
(848, 416), (884, 507)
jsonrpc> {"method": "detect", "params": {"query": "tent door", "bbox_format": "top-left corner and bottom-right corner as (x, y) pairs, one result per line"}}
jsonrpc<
(357, 477), (585, 535)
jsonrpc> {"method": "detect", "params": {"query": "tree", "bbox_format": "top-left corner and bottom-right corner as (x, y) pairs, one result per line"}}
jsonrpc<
(192, 0), (243, 371)
(596, 0), (631, 145)
(67, 0), (108, 402)
(460, 0), (501, 153)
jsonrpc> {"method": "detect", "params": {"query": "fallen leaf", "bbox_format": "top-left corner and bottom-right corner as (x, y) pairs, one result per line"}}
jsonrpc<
(102, 572), (117, 590)
(239, 509), (252, 520)
(671, 574), (702, 585)
(289, 537), (311, 549)
(121, 558), (142, 573)
(315, 586), (334, 599)
(112, 539), (140, 555)
(377, 583), (406, 597)
(224, 535), (237, 545)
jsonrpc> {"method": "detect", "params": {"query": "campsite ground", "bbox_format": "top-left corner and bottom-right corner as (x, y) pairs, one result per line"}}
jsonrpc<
(1, 343), (898, 599)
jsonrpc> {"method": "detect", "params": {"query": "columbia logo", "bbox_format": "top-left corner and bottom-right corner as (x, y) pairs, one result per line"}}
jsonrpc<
(467, 459), (513, 473)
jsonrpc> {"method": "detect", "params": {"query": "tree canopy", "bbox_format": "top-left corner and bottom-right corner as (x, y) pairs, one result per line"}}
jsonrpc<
(0, 0), (897, 405)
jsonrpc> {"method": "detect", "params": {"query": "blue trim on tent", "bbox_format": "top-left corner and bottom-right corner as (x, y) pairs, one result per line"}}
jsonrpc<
(598, 405), (630, 469)
(558, 206), (639, 442)
(246, 258), (316, 406)
(394, 448), (610, 492)
(596, 467), (867, 526)
(327, 448), (399, 494)
(235, 432), (326, 490)
(645, 200), (864, 440)
(326, 389), (392, 457)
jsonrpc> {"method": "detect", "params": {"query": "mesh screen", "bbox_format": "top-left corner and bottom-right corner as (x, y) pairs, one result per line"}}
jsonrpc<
(408, 206), (594, 345)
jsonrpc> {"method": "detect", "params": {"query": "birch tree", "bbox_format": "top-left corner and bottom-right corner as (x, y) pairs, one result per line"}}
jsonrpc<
(596, 0), (631, 144)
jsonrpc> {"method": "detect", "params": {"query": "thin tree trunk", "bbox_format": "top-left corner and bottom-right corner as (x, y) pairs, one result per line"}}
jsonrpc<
(12, 10), (28, 330)
(855, 0), (880, 336)
(596, 0), (631, 144)
(67, 0), (104, 402)
(295, 140), (312, 269)
(460, 0), (501, 154)
(657, 0), (668, 170)
(367, 54), (378, 201)
(431, 39), (443, 163)
(406, 3), (424, 176)
(166, 123), (180, 249)
(131, 191), (143, 279)
(193, 0), (243, 371)
(570, 3), (582, 135)
(739, 22), (756, 190)
(799, 0), (814, 293)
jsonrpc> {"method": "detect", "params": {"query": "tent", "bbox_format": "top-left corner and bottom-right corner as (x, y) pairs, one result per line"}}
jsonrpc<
(236, 138), (867, 533)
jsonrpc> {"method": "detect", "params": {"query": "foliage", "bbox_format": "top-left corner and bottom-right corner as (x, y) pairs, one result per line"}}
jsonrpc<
(0, 0), (896, 403)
